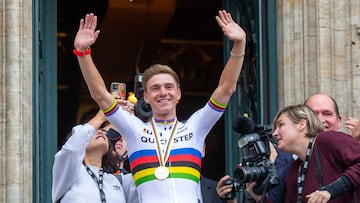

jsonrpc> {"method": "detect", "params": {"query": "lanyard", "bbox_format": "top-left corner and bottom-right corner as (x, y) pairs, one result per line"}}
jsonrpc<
(151, 118), (178, 166)
(297, 136), (315, 203)
(85, 165), (106, 203)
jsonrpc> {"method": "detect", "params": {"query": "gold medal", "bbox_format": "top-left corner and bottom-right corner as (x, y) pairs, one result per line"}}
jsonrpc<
(151, 118), (178, 180)
(154, 166), (169, 180)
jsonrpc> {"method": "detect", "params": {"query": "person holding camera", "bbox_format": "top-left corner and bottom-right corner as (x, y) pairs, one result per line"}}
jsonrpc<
(251, 104), (360, 203)
(220, 104), (360, 203)
(72, 10), (246, 203)
(218, 93), (360, 203)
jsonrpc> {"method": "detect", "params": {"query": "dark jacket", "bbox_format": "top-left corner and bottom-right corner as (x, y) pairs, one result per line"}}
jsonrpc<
(200, 176), (227, 203)
(285, 131), (360, 203)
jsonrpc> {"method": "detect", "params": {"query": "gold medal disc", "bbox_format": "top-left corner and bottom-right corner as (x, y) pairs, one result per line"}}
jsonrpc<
(154, 166), (169, 180)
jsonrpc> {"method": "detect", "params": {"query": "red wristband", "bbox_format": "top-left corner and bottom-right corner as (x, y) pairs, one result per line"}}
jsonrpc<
(73, 48), (91, 56)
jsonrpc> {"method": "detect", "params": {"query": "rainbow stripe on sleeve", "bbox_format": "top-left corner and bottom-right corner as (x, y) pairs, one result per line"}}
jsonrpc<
(129, 148), (202, 186)
(207, 96), (226, 112)
(103, 100), (120, 116)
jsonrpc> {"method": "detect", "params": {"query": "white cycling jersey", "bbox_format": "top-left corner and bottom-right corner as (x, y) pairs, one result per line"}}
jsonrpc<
(105, 99), (225, 203)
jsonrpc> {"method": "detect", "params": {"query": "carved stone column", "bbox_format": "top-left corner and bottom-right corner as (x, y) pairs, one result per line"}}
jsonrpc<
(0, 1), (32, 202)
(277, 0), (360, 131)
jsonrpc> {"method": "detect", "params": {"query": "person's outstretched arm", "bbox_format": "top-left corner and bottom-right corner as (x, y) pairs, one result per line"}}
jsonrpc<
(212, 10), (246, 105)
(73, 13), (114, 110)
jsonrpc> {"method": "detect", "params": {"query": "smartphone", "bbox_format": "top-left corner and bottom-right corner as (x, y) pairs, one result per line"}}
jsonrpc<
(110, 82), (126, 99)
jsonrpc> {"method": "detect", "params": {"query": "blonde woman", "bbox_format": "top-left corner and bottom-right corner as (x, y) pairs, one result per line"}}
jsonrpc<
(249, 104), (360, 203)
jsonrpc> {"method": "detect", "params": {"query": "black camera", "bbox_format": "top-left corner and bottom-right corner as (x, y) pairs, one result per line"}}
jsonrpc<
(222, 116), (279, 201)
(134, 73), (152, 121)
(222, 178), (242, 200)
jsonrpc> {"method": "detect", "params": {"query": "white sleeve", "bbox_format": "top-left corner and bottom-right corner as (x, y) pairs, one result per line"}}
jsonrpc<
(121, 173), (140, 203)
(186, 102), (224, 143)
(105, 106), (144, 147)
(51, 124), (95, 203)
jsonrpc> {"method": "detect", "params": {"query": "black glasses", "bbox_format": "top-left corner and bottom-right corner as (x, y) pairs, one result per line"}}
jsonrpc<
(106, 128), (122, 143)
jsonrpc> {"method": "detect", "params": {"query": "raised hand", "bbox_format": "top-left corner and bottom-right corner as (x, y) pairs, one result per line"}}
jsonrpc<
(117, 99), (135, 115)
(74, 13), (100, 51)
(215, 10), (246, 43)
(345, 117), (360, 141)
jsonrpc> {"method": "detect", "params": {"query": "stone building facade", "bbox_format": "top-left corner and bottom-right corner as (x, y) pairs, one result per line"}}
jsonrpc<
(277, 0), (360, 133)
(0, 1), (33, 202)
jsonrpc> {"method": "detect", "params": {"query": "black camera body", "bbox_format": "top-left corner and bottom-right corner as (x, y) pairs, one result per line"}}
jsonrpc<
(134, 73), (152, 121)
(222, 116), (279, 200)
(222, 178), (242, 200)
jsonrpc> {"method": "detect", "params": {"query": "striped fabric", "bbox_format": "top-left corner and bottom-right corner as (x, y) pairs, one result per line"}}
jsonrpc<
(208, 97), (226, 112)
(129, 148), (202, 186)
(103, 100), (119, 116)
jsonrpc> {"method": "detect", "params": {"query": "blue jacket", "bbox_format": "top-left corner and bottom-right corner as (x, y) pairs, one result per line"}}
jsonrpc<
(267, 151), (294, 203)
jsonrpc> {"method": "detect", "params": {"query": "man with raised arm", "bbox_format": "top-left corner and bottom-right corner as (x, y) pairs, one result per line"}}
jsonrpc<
(73, 10), (246, 203)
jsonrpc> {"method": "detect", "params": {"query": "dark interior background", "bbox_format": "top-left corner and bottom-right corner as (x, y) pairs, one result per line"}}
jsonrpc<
(57, 0), (226, 180)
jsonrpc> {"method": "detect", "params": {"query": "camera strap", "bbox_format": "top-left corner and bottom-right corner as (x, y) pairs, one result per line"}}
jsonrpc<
(313, 143), (323, 187)
(314, 141), (357, 203)
(85, 165), (106, 203)
(296, 136), (315, 203)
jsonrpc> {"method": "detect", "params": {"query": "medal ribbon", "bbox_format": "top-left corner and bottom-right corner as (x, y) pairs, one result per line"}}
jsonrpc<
(151, 118), (178, 166)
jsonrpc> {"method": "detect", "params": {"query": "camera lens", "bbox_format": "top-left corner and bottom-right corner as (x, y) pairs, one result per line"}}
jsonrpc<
(234, 165), (267, 184)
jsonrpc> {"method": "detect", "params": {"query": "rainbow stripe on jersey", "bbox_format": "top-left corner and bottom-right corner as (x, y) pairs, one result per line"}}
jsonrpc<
(129, 148), (202, 186)
(103, 100), (119, 116)
(208, 96), (226, 112)
(104, 97), (226, 116)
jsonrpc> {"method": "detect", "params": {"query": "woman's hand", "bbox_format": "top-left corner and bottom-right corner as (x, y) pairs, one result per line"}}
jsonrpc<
(306, 190), (331, 203)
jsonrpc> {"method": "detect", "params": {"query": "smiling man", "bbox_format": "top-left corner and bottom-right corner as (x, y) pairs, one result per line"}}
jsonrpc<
(72, 10), (247, 203)
(304, 93), (342, 131)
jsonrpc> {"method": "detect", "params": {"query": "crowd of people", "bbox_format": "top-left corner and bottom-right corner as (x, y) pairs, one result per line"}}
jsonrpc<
(51, 8), (360, 203)
(217, 94), (360, 203)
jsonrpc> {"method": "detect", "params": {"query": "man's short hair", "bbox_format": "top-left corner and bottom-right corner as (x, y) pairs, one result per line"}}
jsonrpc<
(304, 94), (340, 117)
(142, 64), (180, 92)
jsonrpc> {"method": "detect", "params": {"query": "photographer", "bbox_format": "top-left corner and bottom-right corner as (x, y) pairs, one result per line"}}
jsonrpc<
(266, 105), (360, 203)
(216, 148), (293, 203)
(219, 93), (360, 203)
(220, 105), (360, 203)
(245, 93), (360, 203)
(216, 117), (282, 203)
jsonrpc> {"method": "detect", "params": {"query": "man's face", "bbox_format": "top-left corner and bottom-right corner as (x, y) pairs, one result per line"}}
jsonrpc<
(143, 73), (181, 118)
(305, 94), (342, 131)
